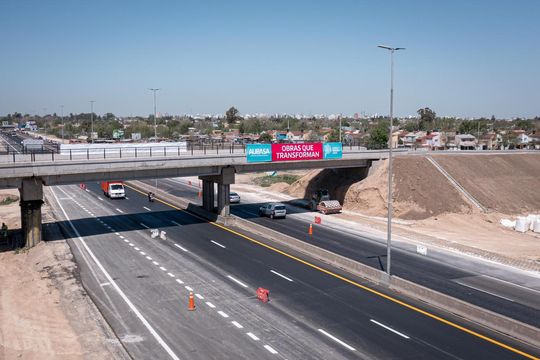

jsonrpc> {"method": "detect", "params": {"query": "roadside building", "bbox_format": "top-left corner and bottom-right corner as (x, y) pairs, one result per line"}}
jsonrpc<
(455, 134), (477, 150)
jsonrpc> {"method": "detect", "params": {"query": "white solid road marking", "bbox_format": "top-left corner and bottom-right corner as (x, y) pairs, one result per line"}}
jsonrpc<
(159, 266), (167, 272)
(140, 223), (150, 229)
(51, 187), (181, 360)
(99, 282), (111, 287)
(144, 206), (151, 211)
(246, 332), (259, 341)
(173, 243), (188, 252)
(318, 329), (356, 351)
(115, 208), (124, 213)
(218, 311), (229, 318)
(264, 345), (278, 355)
(455, 282), (516, 303)
(175, 279), (184, 285)
(227, 275), (248, 288)
(231, 321), (244, 329)
(206, 302), (216, 308)
(270, 270), (293, 282)
(210, 240), (226, 248)
(195, 293), (204, 300)
(370, 320), (410, 339)
(185, 286), (193, 292)
(171, 221), (182, 226)
(167, 272), (175, 278)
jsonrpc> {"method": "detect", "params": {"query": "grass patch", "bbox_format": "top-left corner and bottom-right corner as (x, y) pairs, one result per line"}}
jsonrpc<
(253, 174), (299, 187)
(0, 196), (19, 206)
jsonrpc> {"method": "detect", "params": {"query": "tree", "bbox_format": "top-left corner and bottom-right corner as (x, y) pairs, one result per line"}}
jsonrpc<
(225, 106), (240, 124)
(417, 107), (436, 131)
(326, 129), (340, 142)
(258, 132), (273, 143)
(368, 121), (389, 149)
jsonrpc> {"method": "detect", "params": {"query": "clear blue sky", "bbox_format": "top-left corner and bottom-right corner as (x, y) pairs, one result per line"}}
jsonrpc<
(1, 0), (538, 118)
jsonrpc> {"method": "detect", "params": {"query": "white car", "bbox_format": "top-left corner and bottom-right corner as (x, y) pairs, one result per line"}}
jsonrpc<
(259, 203), (287, 219)
(229, 192), (241, 204)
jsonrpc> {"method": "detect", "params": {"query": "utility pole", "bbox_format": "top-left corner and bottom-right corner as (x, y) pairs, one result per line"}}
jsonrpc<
(149, 88), (160, 139)
(60, 105), (64, 142)
(378, 44), (405, 277)
(90, 100), (95, 143)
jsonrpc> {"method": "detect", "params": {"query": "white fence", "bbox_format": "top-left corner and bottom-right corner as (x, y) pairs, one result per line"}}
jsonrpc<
(60, 142), (187, 156)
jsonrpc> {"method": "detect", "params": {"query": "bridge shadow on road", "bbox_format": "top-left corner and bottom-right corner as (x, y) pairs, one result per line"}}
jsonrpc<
(44, 209), (207, 242)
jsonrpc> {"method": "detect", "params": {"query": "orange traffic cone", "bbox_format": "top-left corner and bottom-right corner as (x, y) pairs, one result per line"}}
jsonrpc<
(308, 223), (313, 236)
(188, 291), (196, 311)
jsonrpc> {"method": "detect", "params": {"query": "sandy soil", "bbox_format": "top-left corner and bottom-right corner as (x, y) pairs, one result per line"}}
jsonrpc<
(0, 194), (128, 359)
(0, 189), (20, 230)
(433, 154), (540, 214)
(241, 153), (540, 266)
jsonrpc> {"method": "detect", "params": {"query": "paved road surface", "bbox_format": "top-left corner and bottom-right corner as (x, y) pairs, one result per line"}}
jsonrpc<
(152, 177), (540, 329)
(47, 183), (539, 359)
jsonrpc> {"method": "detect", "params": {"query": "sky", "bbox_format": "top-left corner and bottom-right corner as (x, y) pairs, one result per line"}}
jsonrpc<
(0, 0), (539, 118)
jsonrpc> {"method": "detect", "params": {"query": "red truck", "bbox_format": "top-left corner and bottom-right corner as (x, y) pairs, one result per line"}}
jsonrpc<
(100, 181), (126, 199)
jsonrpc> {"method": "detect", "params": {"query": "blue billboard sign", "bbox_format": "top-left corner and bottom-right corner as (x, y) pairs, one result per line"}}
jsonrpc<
(323, 142), (343, 159)
(246, 144), (272, 163)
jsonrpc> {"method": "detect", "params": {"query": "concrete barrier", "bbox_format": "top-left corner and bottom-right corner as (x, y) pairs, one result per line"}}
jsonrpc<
(126, 180), (540, 349)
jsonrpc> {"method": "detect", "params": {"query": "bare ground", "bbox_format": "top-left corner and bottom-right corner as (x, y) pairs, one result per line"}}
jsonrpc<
(0, 192), (129, 360)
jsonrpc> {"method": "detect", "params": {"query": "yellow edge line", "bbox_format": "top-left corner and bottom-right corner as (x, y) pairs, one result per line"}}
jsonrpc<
(126, 184), (539, 360)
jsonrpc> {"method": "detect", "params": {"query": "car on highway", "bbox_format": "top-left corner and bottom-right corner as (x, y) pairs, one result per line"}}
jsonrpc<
(229, 192), (241, 203)
(259, 203), (287, 219)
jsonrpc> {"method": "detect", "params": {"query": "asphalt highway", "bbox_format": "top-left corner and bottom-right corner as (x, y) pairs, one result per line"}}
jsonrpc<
(46, 182), (539, 359)
(152, 177), (540, 329)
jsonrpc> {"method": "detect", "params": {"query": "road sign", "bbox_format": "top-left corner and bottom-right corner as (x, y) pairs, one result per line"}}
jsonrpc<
(323, 142), (343, 159)
(246, 144), (272, 162)
(271, 143), (323, 162)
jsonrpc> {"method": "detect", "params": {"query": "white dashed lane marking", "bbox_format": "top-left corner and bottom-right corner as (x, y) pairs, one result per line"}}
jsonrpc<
(140, 223), (150, 229)
(218, 311), (229, 318)
(370, 319), (410, 339)
(210, 240), (226, 248)
(171, 221), (182, 226)
(195, 293), (204, 300)
(185, 286), (193, 292)
(246, 332), (259, 341)
(144, 206), (151, 211)
(227, 275), (248, 288)
(206, 302), (216, 308)
(318, 329), (356, 351)
(174, 243), (188, 252)
(270, 270), (293, 282)
(115, 208), (123, 213)
(231, 321), (243, 329)
(264, 345), (278, 355)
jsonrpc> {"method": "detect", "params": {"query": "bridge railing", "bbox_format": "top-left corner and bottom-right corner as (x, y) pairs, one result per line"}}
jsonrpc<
(0, 141), (391, 164)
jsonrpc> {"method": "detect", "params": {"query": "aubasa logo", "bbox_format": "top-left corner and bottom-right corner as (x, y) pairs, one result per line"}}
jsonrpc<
(248, 147), (271, 156)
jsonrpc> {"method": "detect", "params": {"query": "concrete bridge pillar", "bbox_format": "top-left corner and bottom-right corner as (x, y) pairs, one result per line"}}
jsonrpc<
(19, 177), (44, 248)
(199, 167), (235, 216)
(201, 179), (214, 212)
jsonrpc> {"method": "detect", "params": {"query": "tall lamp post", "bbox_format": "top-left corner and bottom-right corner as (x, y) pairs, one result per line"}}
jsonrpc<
(60, 105), (64, 142)
(90, 100), (95, 143)
(149, 88), (160, 139)
(378, 44), (405, 276)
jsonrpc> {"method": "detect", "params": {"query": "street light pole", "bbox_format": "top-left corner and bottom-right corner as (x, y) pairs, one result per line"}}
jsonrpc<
(90, 100), (95, 143)
(149, 88), (160, 139)
(339, 114), (342, 143)
(60, 105), (64, 142)
(378, 44), (405, 276)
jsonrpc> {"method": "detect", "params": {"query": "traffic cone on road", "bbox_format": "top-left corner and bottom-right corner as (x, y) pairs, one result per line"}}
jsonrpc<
(308, 223), (313, 236)
(188, 291), (196, 311)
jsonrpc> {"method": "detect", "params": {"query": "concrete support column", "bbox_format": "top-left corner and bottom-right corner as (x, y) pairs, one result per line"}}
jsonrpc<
(201, 179), (214, 212)
(217, 183), (230, 217)
(19, 177), (44, 248)
(199, 167), (235, 216)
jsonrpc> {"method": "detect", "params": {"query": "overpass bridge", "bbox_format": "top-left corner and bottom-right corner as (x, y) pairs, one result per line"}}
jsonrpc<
(0, 148), (397, 247)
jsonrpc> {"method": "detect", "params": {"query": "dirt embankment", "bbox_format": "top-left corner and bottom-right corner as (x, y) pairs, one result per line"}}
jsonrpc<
(284, 153), (540, 220)
(433, 154), (540, 214)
